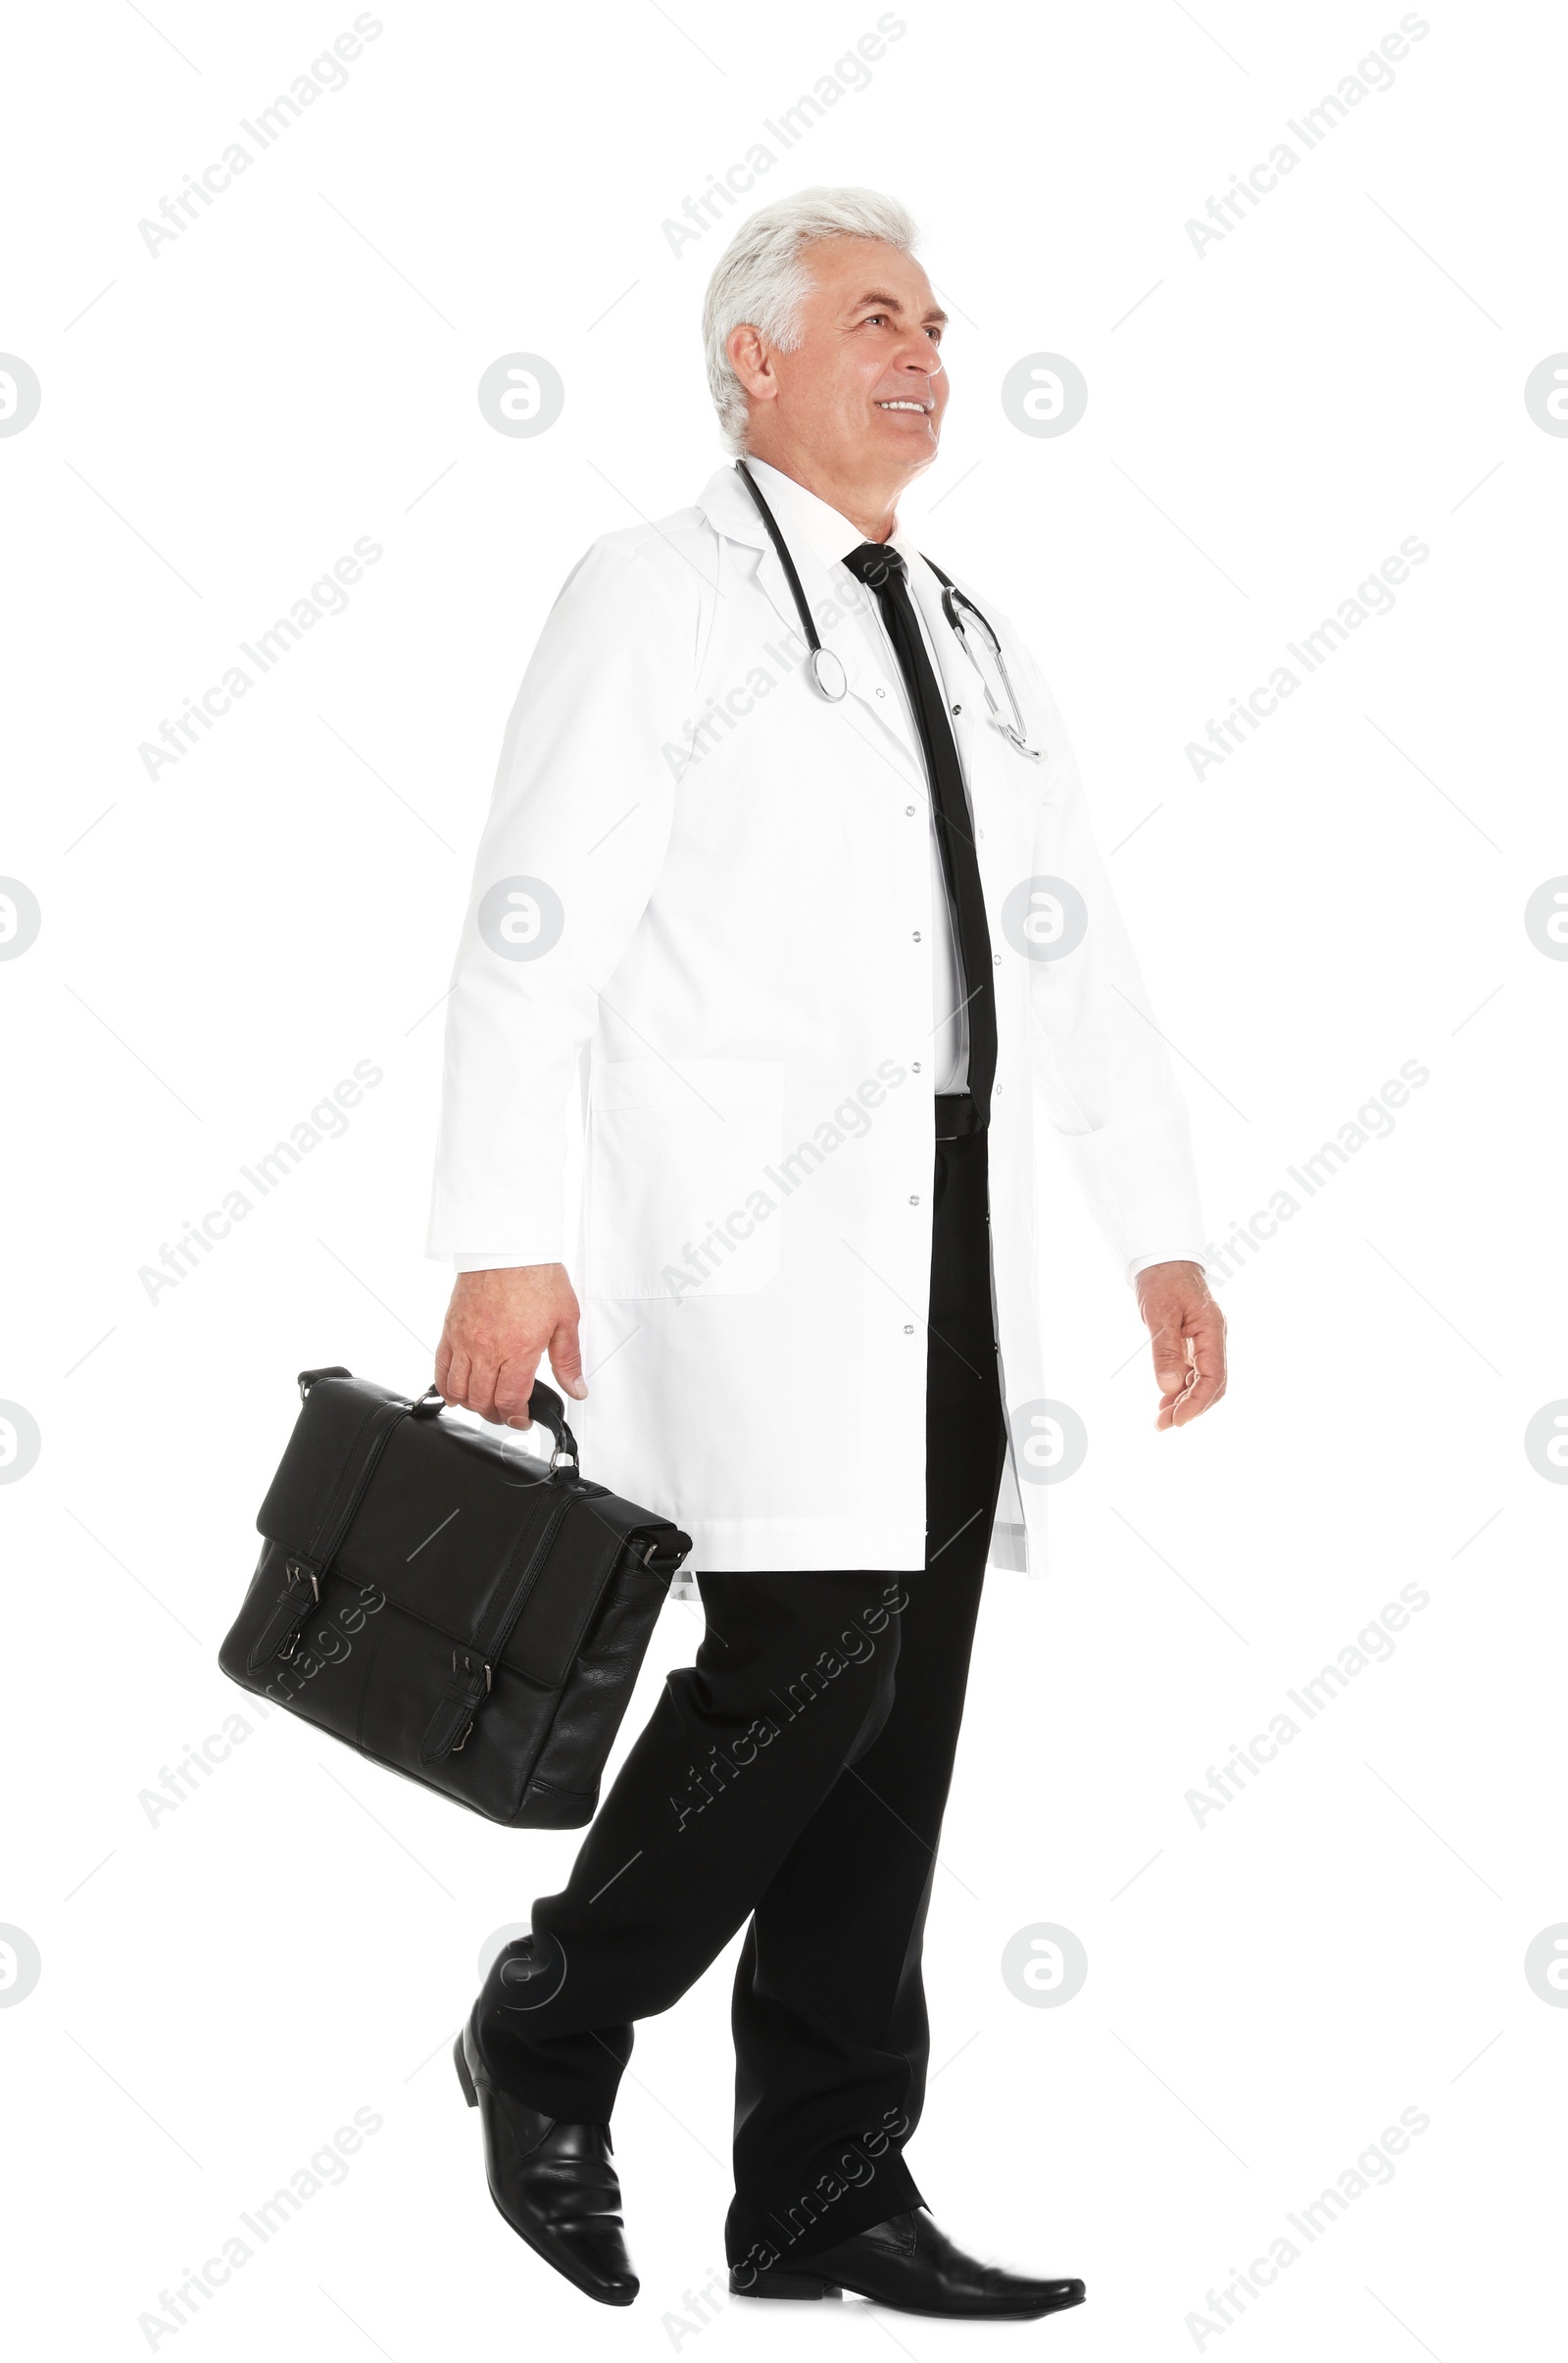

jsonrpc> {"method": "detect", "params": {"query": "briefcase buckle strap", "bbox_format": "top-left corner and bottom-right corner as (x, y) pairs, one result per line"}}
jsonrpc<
(450, 1650), (491, 1753)
(249, 1557), (320, 1671)
(275, 1559), (321, 1659)
(423, 1654), (494, 1763)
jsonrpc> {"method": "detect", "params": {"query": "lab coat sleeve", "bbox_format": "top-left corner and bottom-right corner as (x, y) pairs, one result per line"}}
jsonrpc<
(425, 534), (691, 1266)
(1016, 644), (1208, 1284)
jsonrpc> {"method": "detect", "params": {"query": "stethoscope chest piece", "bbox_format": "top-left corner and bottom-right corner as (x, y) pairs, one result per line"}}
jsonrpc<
(810, 647), (848, 702)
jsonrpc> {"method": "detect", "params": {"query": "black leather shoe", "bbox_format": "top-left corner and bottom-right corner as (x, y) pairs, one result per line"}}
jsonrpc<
(730, 2206), (1084, 2319)
(455, 2012), (637, 2306)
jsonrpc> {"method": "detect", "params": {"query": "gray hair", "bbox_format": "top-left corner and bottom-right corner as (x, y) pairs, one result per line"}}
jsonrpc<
(702, 186), (920, 455)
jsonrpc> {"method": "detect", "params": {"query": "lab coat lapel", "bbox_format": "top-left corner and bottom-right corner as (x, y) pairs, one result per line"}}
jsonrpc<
(697, 467), (925, 792)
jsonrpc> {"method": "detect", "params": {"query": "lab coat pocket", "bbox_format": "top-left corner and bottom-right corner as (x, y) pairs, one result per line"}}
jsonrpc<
(585, 1057), (785, 1300)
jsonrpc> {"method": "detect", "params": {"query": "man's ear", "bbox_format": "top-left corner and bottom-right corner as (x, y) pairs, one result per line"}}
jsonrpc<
(726, 321), (775, 404)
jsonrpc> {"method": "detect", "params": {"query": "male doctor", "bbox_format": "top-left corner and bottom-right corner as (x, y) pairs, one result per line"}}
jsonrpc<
(428, 188), (1225, 2318)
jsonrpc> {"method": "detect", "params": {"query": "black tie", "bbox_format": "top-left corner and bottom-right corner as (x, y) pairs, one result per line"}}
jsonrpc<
(841, 540), (996, 1131)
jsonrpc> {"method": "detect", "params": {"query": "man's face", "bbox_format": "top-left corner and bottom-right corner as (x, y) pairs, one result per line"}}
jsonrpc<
(732, 237), (950, 497)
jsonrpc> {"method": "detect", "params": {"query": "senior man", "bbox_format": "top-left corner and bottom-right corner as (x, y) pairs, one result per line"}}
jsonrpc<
(427, 187), (1225, 2318)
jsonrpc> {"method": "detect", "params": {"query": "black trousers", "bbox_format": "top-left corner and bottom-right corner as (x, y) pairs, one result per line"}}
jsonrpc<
(471, 1122), (1006, 2273)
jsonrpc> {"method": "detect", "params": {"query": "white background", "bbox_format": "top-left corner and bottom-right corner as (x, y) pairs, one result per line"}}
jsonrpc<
(2, 1), (1564, 2355)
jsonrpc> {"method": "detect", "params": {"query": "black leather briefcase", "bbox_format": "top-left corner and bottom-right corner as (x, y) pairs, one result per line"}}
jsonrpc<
(219, 1367), (692, 1828)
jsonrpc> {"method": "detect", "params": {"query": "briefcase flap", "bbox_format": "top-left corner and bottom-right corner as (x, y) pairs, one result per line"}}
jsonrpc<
(256, 1375), (673, 1689)
(255, 1372), (400, 1562)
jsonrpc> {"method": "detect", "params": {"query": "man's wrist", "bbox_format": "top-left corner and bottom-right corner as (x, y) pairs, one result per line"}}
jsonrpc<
(1129, 1254), (1206, 1286)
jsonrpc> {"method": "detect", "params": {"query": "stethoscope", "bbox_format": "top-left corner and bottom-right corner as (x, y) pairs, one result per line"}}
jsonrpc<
(734, 460), (1043, 761)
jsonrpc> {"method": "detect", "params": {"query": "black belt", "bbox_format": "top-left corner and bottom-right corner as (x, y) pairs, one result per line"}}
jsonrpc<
(935, 1092), (984, 1141)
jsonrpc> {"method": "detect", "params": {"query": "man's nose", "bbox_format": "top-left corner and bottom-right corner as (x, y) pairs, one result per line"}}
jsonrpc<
(897, 340), (944, 383)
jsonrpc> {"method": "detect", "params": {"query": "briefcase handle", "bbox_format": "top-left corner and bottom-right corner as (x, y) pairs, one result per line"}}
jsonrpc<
(295, 1365), (581, 1470)
(409, 1376), (579, 1472)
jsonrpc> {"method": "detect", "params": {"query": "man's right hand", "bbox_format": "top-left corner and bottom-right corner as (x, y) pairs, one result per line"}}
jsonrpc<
(434, 1264), (588, 1429)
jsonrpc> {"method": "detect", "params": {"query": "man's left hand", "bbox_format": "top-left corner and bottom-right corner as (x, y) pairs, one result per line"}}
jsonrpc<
(1135, 1260), (1227, 1429)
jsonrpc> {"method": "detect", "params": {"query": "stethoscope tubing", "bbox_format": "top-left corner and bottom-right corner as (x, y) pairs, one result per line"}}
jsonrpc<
(732, 461), (1041, 758)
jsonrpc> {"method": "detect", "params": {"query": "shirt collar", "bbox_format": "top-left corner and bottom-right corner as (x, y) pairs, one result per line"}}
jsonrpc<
(743, 456), (910, 570)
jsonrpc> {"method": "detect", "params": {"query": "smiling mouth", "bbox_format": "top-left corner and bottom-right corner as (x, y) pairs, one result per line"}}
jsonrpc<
(876, 399), (934, 414)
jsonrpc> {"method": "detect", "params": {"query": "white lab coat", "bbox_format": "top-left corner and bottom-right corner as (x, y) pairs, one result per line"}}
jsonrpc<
(426, 462), (1206, 1575)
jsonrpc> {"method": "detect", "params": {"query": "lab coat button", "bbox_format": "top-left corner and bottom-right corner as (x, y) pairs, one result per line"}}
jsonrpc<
(912, 930), (921, 942)
(904, 1324), (914, 1334)
(906, 805), (915, 816)
(909, 1195), (919, 1205)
